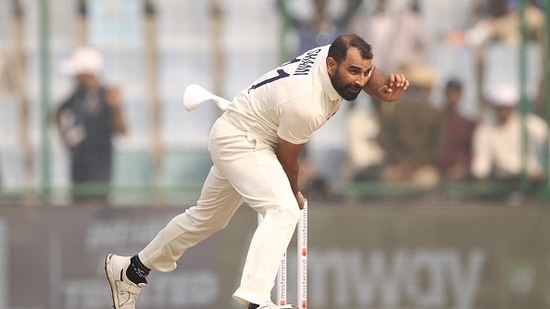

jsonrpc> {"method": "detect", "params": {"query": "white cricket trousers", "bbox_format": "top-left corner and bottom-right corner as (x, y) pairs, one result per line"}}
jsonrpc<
(138, 114), (301, 306)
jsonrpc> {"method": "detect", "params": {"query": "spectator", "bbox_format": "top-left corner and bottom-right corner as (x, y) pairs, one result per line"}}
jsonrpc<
(298, 146), (340, 202)
(445, 0), (546, 127)
(278, 0), (362, 55)
(55, 47), (128, 205)
(446, 0), (545, 47)
(377, 65), (445, 188)
(343, 98), (387, 183)
(471, 84), (548, 186)
(438, 78), (477, 182)
(349, 0), (432, 75)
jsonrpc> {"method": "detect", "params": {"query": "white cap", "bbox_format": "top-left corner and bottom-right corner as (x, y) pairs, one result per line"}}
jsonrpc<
(487, 84), (519, 107)
(60, 47), (104, 76)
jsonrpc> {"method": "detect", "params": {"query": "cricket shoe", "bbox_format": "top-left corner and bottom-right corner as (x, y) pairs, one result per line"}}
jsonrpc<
(105, 254), (146, 309)
(249, 302), (298, 309)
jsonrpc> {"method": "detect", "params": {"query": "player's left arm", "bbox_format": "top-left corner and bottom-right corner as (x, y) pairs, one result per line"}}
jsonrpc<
(363, 66), (409, 102)
(276, 137), (306, 209)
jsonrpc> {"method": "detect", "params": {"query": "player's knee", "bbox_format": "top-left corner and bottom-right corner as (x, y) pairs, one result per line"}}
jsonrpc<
(185, 207), (231, 233)
(272, 203), (301, 224)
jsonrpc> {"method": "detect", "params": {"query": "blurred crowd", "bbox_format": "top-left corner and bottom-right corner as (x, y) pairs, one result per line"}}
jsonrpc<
(288, 0), (549, 203)
(0, 0), (548, 205)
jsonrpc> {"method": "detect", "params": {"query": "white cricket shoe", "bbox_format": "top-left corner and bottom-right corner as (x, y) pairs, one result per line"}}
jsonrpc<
(104, 254), (146, 309)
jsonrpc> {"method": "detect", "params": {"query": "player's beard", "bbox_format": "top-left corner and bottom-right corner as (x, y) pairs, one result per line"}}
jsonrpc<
(330, 73), (362, 101)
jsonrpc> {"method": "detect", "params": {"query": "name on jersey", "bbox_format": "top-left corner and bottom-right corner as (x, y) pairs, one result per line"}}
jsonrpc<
(294, 48), (321, 76)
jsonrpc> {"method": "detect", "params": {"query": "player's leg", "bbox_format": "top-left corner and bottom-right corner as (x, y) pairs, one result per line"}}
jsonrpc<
(231, 153), (300, 308)
(105, 165), (243, 309)
(208, 127), (301, 307)
(138, 165), (244, 271)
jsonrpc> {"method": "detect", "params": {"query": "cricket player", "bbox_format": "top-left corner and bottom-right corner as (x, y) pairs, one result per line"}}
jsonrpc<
(105, 34), (409, 309)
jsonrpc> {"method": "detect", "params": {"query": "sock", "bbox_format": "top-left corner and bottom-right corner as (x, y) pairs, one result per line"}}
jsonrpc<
(126, 255), (150, 285)
(248, 303), (259, 309)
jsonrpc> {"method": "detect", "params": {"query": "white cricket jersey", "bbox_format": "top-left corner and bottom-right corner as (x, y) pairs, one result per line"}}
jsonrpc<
(225, 45), (343, 147)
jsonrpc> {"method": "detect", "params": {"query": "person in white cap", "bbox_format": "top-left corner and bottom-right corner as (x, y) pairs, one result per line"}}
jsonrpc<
(471, 84), (548, 187)
(55, 47), (127, 204)
(377, 64), (445, 188)
(105, 34), (409, 309)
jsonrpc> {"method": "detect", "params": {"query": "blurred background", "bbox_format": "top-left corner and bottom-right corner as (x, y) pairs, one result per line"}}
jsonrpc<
(0, 0), (549, 308)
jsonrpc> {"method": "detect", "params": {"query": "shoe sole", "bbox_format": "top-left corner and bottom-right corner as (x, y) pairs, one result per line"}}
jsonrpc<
(104, 254), (119, 309)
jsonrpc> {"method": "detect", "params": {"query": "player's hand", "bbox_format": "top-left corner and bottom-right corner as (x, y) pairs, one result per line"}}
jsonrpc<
(296, 191), (305, 209)
(376, 73), (409, 102)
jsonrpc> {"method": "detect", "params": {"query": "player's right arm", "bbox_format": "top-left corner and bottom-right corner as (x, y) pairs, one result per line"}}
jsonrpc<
(276, 137), (306, 209)
(363, 67), (409, 102)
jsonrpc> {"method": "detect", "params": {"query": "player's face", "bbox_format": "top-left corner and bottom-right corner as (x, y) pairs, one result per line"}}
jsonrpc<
(328, 47), (373, 101)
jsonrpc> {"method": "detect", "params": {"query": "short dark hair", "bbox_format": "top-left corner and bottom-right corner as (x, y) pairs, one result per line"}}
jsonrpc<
(328, 34), (373, 63)
(445, 78), (463, 90)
